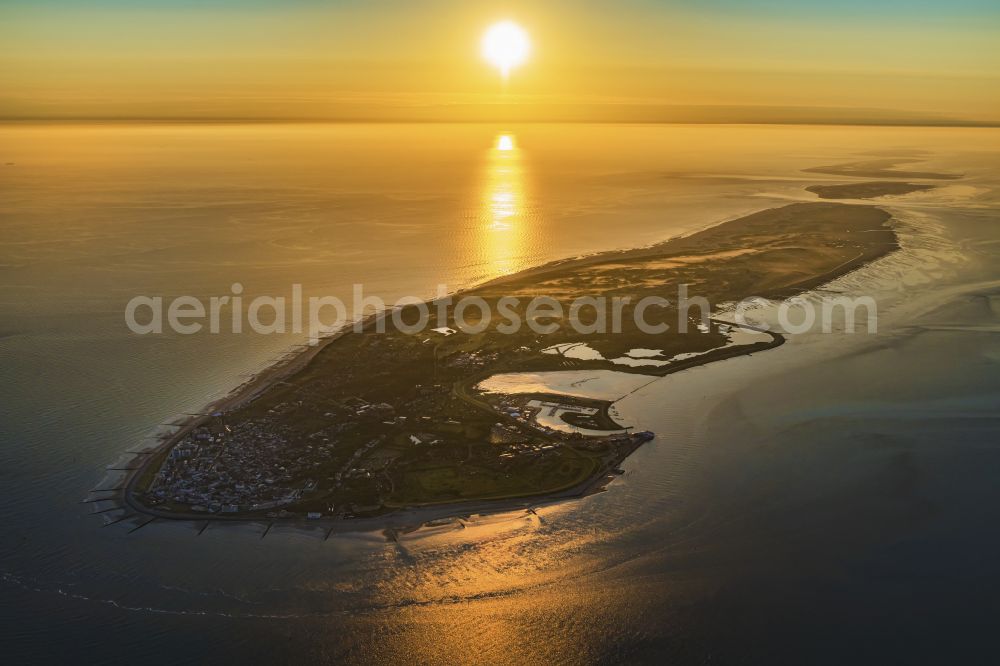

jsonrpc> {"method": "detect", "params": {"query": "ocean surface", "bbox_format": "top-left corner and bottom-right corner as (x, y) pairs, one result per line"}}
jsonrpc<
(1, 123), (999, 663)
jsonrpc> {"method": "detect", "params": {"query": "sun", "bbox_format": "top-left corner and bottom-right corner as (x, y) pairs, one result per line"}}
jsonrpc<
(482, 21), (530, 79)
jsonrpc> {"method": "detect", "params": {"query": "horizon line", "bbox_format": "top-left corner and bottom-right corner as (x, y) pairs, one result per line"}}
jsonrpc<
(3, 118), (999, 129)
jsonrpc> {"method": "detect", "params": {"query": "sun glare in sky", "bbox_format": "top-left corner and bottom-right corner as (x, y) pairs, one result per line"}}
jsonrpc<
(482, 21), (530, 79)
(2, 4), (998, 122)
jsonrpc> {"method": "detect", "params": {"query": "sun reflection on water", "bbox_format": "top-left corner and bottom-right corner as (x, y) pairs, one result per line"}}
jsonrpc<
(480, 133), (533, 276)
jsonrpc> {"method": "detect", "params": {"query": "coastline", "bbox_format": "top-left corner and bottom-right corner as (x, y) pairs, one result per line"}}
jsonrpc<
(108, 198), (896, 532)
(112, 205), (775, 528)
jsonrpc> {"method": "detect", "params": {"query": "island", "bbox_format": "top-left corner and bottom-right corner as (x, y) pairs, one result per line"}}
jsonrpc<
(123, 195), (898, 523)
(806, 181), (936, 200)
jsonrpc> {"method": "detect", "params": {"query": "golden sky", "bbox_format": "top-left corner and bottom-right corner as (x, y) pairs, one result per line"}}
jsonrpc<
(2, 0), (998, 124)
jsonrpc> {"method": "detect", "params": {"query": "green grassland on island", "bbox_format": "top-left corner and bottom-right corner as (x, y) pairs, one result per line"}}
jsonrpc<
(386, 451), (598, 507)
